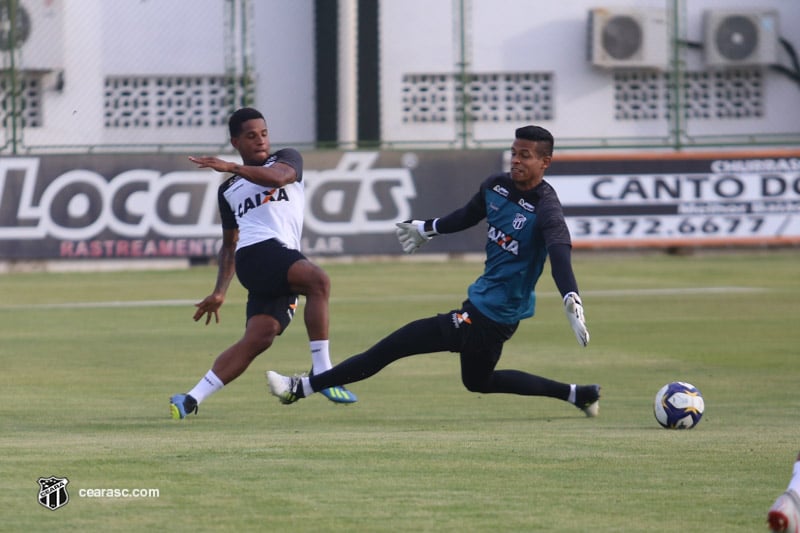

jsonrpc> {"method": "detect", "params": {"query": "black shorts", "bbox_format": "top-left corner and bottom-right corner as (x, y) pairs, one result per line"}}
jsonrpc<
(235, 239), (304, 329)
(436, 300), (518, 360)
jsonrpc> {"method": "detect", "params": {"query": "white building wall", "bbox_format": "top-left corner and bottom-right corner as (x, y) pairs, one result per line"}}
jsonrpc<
(1, 0), (798, 152)
(380, 0), (459, 145)
(19, 0), (106, 149)
(251, 0), (315, 146)
(468, 0), (673, 143)
(100, 0), (226, 75)
(379, 0), (800, 149)
(682, 0), (800, 139)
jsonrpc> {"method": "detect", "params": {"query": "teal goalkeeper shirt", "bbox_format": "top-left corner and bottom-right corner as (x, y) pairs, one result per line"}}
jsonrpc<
(434, 174), (573, 324)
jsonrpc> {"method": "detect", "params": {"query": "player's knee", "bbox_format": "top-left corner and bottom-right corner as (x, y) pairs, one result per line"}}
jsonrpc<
(246, 330), (276, 354)
(461, 374), (491, 393)
(290, 261), (330, 298)
(308, 266), (330, 297)
(243, 318), (280, 354)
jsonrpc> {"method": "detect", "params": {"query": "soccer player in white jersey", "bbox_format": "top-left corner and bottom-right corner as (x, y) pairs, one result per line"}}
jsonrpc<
(169, 107), (356, 419)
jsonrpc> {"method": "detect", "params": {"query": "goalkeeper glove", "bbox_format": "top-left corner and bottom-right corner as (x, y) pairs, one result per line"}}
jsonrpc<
(563, 292), (589, 347)
(395, 220), (437, 254)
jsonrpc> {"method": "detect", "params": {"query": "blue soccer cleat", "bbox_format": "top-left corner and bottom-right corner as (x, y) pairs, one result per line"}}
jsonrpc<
(169, 393), (198, 420)
(319, 385), (358, 404)
(309, 368), (358, 404)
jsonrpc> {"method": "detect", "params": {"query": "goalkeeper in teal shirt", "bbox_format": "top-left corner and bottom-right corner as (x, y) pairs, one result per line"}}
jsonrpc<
(268, 125), (600, 416)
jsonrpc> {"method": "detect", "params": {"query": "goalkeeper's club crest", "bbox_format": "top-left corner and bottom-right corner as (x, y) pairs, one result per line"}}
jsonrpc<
(512, 213), (527, 230)
(37, 476), (70, 511)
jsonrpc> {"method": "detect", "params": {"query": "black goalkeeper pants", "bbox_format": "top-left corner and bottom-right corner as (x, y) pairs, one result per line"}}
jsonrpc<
(309, 300), (570, 400)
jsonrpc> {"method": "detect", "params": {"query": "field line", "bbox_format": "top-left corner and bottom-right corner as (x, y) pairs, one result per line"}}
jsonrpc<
(0, 286), (766, 310)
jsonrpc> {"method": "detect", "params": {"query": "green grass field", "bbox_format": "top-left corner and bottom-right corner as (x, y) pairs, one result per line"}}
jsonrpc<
(2, 249), (799, 532)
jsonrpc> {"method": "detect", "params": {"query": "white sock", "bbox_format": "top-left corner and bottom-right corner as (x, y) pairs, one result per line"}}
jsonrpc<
(310, 340), (332, 374)
(788, 460), (800, 494)
(187, 370), (224, 404)
(300, 376), (314, 395)
(567, 384), (577, 404)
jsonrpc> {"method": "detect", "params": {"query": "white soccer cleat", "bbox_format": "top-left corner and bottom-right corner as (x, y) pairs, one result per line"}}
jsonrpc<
(768, 490), (800, 533)
(581, 399), (600, 418)
(266, 371), (302, 405)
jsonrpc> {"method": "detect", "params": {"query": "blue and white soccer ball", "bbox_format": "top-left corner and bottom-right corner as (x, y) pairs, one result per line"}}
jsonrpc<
(653, 381), (705, 429)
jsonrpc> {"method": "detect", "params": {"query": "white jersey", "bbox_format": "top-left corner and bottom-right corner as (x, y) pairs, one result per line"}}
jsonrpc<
(217, 148), (304, 251)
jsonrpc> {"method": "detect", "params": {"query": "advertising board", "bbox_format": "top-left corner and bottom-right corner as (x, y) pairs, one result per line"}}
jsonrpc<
(1, 149), (797, 260)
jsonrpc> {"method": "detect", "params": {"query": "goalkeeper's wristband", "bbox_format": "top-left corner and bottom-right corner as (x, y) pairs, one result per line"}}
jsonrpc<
(563, 291), (581, 305)
(418, 218), (438, 237)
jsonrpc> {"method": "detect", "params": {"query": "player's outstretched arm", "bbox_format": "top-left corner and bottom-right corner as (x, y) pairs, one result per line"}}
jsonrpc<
(189, 156), (297, 188)
(395, 190), (486, 253)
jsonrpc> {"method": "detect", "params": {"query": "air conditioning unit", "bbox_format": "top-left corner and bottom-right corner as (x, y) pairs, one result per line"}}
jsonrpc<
(703, 10), (779, 67)
(587, 8), (669, 69)
(0, 0), (64, 71)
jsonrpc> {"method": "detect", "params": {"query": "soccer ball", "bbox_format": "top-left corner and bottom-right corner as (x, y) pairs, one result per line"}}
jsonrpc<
(653, 381), (705, 429)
